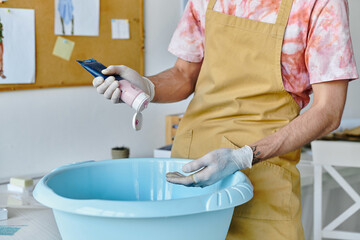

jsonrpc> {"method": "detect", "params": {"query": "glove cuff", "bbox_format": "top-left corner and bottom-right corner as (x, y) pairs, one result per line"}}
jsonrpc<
(232, 145), (253, 169)
(142, 77), (155, 101)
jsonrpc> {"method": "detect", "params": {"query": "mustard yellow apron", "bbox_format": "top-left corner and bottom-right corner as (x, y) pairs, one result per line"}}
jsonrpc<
(171, 0), (304, 239)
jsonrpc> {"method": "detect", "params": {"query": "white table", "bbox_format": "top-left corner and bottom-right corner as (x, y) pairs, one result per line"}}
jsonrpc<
(0, 208), (61, 240)
(0, 180), (61, 240)
(312, 140), (360, 240)
(299, 145), (360, 240)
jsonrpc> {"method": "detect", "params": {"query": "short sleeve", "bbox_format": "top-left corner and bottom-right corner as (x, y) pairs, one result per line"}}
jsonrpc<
(168, 0), (205, 63)
(306, 0), (359, 84)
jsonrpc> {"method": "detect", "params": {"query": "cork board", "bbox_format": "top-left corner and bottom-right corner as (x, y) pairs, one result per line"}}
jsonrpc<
(0, 0), (144, 91)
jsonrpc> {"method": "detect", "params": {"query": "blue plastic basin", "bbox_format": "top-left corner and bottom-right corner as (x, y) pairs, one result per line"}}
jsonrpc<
(33, 158), (253, 240)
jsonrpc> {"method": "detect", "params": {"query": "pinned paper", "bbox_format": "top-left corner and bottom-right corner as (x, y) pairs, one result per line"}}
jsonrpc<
(111, 19), (130, 39)
(55, 0), (100, 36)
(52, 36), (75, 61)
(0, 8), (35, 85)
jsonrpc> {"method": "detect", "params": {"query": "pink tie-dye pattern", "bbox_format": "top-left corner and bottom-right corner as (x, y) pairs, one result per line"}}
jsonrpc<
(168, 0), (359, 109)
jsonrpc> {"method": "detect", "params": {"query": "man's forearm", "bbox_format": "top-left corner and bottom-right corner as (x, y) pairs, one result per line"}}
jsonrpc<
(148, 59), (202, 103)
(148, 68), (194, 103)
(249, 105), (340, 164)
(249, 80), (348, 165)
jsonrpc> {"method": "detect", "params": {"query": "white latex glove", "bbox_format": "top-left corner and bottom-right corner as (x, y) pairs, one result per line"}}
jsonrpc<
(166, 146), (253, 188)
(92, 65), (155, 103)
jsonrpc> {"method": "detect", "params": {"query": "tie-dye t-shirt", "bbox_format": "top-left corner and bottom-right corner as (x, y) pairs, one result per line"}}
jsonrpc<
(168, 0), (359, 108)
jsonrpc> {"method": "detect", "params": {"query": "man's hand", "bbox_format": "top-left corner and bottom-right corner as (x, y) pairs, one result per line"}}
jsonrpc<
(166, 146), (253, 188)
(92, 58), (201, 104)
(92, 65), (155, 103)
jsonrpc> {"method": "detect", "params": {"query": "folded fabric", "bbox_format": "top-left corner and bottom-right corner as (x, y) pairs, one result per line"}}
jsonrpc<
(320, 126), (360, 141)
(343, 126), (360, 136)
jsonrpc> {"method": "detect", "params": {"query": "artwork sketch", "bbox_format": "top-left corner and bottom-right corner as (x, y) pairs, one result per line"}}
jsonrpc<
(0, 16), (5, 79)
(58, 0), (74, 35)
(0, 8), (35, 85)
(54, 0), (99, 36)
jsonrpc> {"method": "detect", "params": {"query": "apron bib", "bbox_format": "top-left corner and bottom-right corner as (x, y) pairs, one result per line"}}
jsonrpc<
(171, 0), (304, 239)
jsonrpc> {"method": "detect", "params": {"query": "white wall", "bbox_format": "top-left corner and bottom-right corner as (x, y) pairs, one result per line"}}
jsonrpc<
(0, 0), (359, 180)
(0, 0), (189, 180)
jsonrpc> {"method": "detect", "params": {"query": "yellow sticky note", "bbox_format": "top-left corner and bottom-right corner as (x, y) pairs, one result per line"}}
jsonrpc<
(52, 36), (75, 61)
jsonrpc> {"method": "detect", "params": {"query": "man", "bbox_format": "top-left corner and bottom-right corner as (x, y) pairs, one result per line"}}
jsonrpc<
(93, 0), (358, 238)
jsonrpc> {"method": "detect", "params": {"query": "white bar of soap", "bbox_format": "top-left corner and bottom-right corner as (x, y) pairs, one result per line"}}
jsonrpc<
(10, 177), (34, 188)
(7, 184), (34, 193)
(0, 208), (8, 221)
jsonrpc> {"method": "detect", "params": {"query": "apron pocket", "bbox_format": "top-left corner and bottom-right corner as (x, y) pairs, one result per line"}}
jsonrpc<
(221, 136), (293, 220)
(221, 136), (241, 149)
(234, 161), (293, 220)
(171, 130), (193, 159)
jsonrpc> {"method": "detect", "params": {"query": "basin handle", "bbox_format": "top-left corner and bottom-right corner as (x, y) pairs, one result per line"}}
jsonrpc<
(51, 160), (96, 172)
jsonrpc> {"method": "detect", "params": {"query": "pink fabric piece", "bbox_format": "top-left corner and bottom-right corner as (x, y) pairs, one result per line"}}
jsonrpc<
(168, 0), (359, 108)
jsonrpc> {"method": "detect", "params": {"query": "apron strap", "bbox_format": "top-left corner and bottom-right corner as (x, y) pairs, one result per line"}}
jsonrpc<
(207, 0), (217, 11)
(275, 0), (294, 27)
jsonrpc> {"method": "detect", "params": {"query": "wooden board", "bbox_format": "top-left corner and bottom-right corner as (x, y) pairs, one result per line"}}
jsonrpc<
(0, 0), (144, 91)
